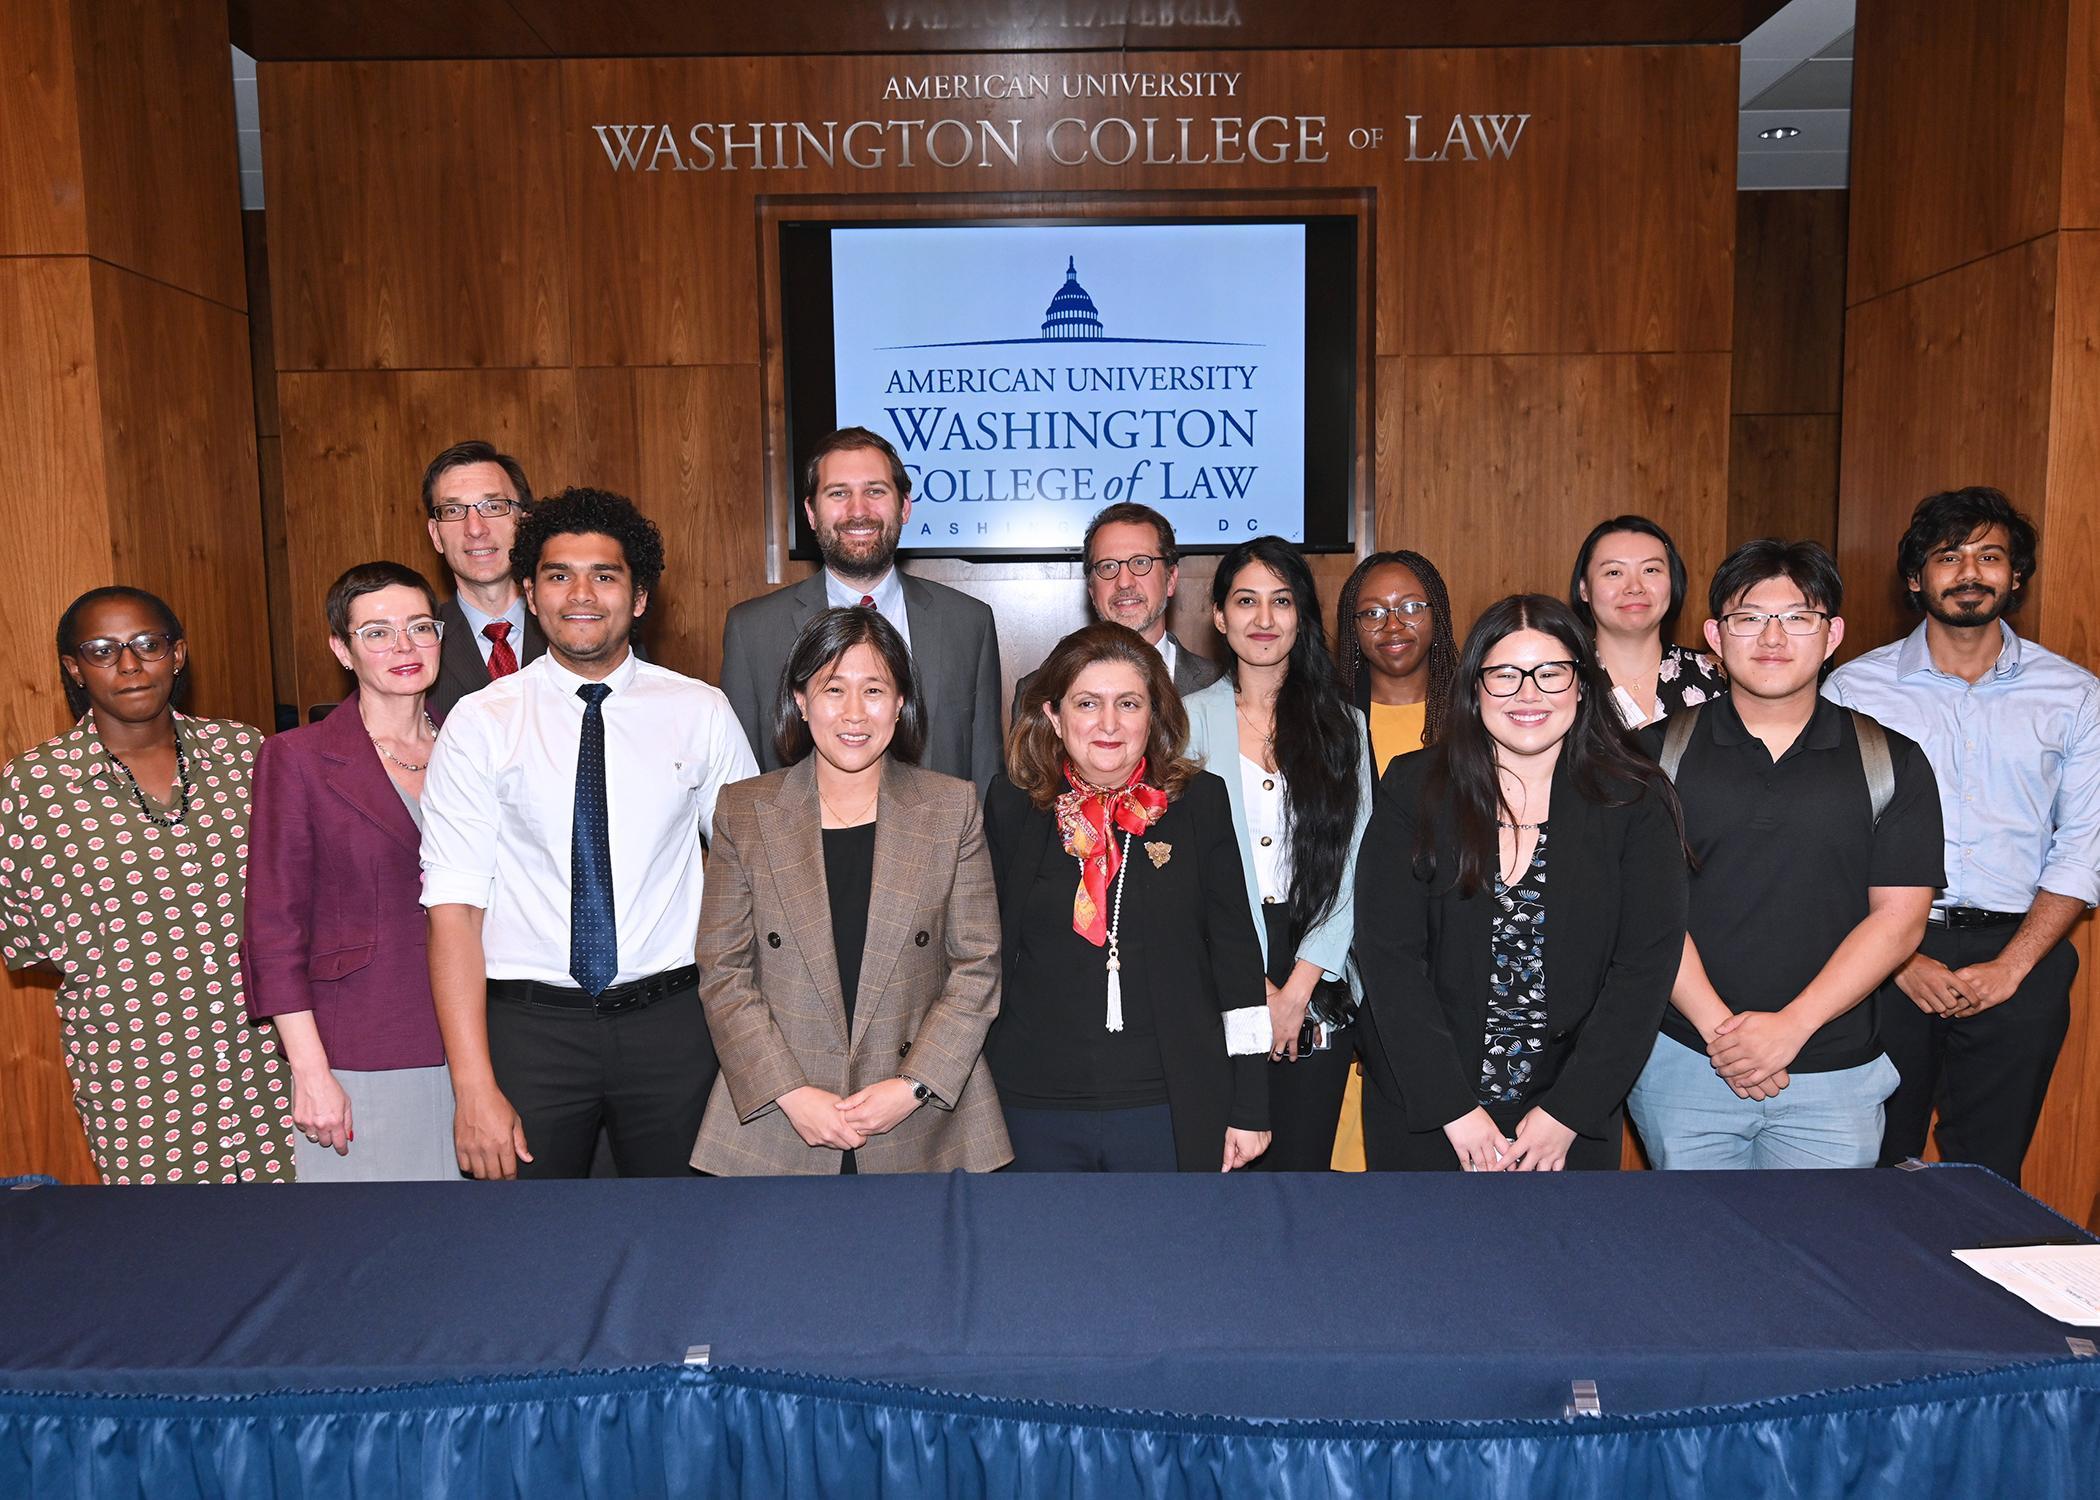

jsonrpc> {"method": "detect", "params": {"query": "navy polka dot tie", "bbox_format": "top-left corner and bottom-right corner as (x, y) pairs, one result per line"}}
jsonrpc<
(570, 683), (617, 996)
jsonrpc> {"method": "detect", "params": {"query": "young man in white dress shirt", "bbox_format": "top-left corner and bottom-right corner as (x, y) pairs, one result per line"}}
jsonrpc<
(421, 488), (758, 1179)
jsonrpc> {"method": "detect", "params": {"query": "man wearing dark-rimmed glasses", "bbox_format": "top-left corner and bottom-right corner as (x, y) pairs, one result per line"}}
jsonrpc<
(422, 439), (545, 716)
(1627, 539), (1944, 1169)
(1011, 502), (1222, 719)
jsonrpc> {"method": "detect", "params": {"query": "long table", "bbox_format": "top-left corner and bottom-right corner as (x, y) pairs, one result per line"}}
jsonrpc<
(3, 1166), (2097, 1496)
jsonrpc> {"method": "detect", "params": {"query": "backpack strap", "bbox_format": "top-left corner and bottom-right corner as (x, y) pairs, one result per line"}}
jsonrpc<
(1850, 710), (1896, 826)
(1658, 703), (1703, 783)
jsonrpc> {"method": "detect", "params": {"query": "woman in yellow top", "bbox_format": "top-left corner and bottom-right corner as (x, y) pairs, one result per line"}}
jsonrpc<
(1329, 550), (1461, 1167)
(1336, 550), (1460, 773)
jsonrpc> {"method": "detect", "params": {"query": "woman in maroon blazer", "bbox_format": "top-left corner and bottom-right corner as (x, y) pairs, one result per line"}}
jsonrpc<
(245, 562), (454, 1180)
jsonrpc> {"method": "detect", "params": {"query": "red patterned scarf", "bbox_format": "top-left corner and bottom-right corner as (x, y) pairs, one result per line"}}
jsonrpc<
(1053, 759), (1168, 946)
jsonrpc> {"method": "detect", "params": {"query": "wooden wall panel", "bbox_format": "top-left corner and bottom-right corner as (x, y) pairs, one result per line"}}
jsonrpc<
(572, 366), (765, 685)
(263, 61), (570, 372)
(1400, 46), (1736, 356)
(1849, 0), (2069, 305)
(1836, 240), (2059, 657)
(0, 0), (86, 257)
(2066, 0), (2100, 230)
(1401, 353), (1730, 636)
(1733, 190), (1846, 416)
(0, 256), (111, 1182)
(69, 0), (246, 309)
(1728, 414), (1839, 549)
(91, 264), (272, 729)
(276, 370), (579, 709)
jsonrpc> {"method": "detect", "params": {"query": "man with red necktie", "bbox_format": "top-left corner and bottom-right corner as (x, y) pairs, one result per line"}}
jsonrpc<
(423, 440), (548, 718)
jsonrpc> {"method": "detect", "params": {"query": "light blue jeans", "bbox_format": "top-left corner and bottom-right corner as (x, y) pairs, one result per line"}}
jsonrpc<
(1627, 1033), (1900, 1170)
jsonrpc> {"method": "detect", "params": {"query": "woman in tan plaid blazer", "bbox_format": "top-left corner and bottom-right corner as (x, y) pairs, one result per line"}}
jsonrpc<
(691, 608), (1010, 1175)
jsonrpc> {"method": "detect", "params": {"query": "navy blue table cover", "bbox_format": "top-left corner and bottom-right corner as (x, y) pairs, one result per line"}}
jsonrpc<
(3, 1166), (2097, 1497)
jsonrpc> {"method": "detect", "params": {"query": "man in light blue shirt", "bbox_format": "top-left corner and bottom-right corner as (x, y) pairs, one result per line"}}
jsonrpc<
(1826, 486), (2100, 1185)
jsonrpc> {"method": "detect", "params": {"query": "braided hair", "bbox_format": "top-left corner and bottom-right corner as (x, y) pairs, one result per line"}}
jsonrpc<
(1335, 550), (1458, 748)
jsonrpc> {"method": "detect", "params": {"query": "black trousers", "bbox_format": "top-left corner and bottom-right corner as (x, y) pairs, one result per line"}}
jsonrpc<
(486, 982), (716, 1179)
(1248, 904), (1355, 1171)
(1360, 1076), (1622, 1172)
(1002, 1103), (1179, 1172)
(1876, 923), (2076, 1185)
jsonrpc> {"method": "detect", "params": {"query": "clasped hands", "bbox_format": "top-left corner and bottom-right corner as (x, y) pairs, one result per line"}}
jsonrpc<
(1443, 1104), (1576, 1171)
(778, 1078), (925, 1151)
(1893, 951), (2021, 1019)
(1704, 1009), (1807, 1100)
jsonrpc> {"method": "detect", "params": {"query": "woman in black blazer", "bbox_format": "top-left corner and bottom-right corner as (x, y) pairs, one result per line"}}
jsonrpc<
(1354, 595), (1689, 1172)
(984, 622), (1271, 1173)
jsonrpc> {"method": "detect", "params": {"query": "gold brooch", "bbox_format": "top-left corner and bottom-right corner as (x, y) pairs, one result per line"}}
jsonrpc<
(1145, 841), (1172, 869)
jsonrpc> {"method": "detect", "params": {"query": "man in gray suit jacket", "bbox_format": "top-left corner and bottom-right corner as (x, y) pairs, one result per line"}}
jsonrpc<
(721, 427), (1003, 793)
(420, 440), (547, 718)
(1011, 501), (1223, 720)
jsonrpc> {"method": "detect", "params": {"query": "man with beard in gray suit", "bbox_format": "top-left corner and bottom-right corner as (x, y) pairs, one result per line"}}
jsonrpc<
(721, 427), (1003, 793)
(1011, 502), (1223, 720)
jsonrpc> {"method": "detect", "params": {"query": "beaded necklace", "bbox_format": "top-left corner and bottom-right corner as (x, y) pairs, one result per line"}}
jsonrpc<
(111, 739), (193, 829)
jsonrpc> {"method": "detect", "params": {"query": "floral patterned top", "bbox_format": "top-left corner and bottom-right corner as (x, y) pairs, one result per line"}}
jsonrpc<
(1609, 643), (1727, 729)
(0, 713), (294, 1184)
(1480, 825), (1549, 1106)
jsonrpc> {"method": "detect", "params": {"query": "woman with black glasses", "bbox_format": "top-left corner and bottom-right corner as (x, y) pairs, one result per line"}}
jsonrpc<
(0, 589), (294, 1183)
(1354, 595), (1688, 1172)
(1336, 549), (1461, 774)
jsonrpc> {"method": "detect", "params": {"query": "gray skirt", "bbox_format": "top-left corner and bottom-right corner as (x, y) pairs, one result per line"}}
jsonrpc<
(293, 1064), (458, 1183)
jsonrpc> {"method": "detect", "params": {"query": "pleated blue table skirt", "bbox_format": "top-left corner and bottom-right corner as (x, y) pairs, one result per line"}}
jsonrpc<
(2, 1166), (2094, 1497)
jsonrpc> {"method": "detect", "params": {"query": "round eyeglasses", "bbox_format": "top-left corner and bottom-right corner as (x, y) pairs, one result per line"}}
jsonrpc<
(1087, 554), (1165, 581)
(1354, 602), (1434, 629)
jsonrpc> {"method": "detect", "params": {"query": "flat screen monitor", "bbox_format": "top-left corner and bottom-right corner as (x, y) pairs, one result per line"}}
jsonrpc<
(778, 215), (1359, 559)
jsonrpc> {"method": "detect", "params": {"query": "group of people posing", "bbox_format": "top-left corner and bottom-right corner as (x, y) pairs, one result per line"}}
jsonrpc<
(5, 426), (2093, 1191)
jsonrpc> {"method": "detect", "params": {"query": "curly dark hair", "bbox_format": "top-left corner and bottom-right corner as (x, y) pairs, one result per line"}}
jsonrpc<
(1896, 486), (2038, 610)
(1335, 549), (1458, 747)
(510, 487), (665, 597)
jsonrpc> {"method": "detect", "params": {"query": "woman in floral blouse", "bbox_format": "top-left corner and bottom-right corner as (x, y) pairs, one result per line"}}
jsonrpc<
(0, 588), (293, 1183)
(1568, 515), (1726, 728)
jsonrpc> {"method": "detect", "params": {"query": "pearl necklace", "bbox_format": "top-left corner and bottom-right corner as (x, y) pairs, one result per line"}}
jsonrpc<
(368, 711), (438, 774)
(1104, 829), (1132, 1032)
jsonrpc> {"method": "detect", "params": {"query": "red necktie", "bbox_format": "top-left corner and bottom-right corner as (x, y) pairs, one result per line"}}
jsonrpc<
(859, 594), (875, 608)
(483, 621), (518, 679)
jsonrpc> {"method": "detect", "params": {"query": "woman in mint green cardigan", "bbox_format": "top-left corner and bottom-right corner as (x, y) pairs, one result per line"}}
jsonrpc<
(1182, 537), (1374, 1170)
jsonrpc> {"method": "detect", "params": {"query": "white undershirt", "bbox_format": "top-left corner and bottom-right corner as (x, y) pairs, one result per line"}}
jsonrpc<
(1240, 754), (1292, 904)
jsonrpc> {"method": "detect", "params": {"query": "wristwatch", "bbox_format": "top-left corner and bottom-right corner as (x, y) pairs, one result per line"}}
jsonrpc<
(907, 1080), (932, 1103)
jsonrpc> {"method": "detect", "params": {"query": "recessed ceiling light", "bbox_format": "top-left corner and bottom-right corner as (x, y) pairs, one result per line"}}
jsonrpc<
(1759, 126), (1802, 141)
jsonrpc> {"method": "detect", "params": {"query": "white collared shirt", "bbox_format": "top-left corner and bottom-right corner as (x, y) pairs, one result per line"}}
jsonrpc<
(1156, 632), (1180, 682)
(824, 567), (912, 650)
(453, 591), (528, 669)
(419, 650), (759, 985)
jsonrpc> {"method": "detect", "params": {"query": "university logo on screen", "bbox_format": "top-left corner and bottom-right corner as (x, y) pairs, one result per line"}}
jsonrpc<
(827, 228), (1310, 552)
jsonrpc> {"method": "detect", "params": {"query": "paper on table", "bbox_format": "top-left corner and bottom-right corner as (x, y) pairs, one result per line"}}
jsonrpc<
(1953, 1244), (2100, 1327)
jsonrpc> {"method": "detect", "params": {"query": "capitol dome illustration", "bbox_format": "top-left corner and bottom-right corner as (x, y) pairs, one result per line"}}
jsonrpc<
(1040, 257), (1104, 340)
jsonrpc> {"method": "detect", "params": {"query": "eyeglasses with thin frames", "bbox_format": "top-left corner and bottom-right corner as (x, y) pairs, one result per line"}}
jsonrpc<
(1354, 602), (1435, 630)
(1719, 609), (1829, 637)
(429, 499), (520, 523)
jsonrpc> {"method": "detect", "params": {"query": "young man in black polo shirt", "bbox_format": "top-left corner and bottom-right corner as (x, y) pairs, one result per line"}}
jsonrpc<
(1627, 540), (1943, 1169)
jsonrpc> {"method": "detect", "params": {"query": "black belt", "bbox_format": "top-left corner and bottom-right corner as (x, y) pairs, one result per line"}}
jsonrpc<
(1927, 907), (2024, 930)
(486, 965), (699, 1015)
